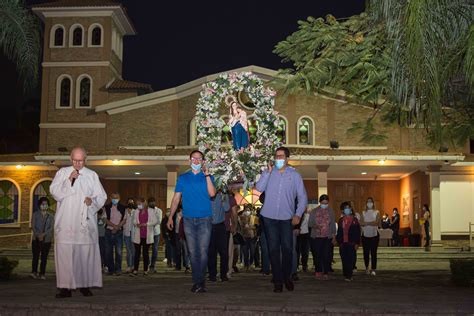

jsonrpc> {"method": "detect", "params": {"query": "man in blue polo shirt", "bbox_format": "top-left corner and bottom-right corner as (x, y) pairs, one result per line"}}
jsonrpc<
(167, 150), (216, 293)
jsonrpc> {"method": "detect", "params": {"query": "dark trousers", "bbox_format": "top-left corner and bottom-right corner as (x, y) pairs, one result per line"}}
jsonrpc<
(310, 237), (331, 274)
(362, 235), (379, 270)
(392, 229), (399, 246)
(242, 237), (256, 267)
(340, 244), (356, 279)
(424, 222), (430, 246)
(262, 216), (293, 284)
(208, 222), (229, 279)
(98, 236), (106, 267)
(133, 238), (151, 272)
(254, 238), (261, 268)
(296, 233), (310, 269)
(31, 239), (51, 275)
(175, 237), (190, 269)
(164, 238), (175, 265)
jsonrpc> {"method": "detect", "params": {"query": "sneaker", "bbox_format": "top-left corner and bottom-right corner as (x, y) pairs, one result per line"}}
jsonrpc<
(291, 273), (299, 281)
(344, 278), (353, 282)
(370, 270), (376, 276)
(114, 271), (122, 276)
(148, 268), (155, 274)
(163, 258), (168, 263)
(232, 266), (239, 273)
(55, 288), (72, 298)
(322, 274), (329, 280)
(103, 266), (108, 273)
(185, 267), (191, 273)
(39, 274), (46, 280)
(208, 277), (217, 282)
(365, 269), (370, 275)
(30, 272), (38, 279)
(221, 276), (229, 282)
(314, 272), (322, 280)
(143, 271), (148, 276)
(129, 270), (138, 277)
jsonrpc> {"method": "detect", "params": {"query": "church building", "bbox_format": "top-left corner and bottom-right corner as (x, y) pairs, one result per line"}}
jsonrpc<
(0, 0), (473, 248)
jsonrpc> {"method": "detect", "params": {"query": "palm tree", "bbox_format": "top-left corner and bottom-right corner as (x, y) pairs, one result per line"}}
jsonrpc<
(274, 0), (473, 148)
(0, 0), (41, 93)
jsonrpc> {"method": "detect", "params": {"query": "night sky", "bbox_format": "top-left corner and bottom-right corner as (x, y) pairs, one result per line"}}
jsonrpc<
(0, 0), (365, 153)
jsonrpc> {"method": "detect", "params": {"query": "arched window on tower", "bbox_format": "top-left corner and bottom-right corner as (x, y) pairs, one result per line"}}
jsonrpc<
(77, 76), (91, 107)
(54, 27), (64, 47)
(70, 25), (84, 47)
(59, 76), (72, 108)
(91, 27), (101, 46)
(297, 116), (314, 145)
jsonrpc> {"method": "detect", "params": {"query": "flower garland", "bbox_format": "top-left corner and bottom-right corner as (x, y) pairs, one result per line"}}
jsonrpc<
(196, 72), (280, 190)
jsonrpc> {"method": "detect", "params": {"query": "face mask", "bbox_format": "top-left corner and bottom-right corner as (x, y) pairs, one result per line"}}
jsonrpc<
(191, 163), (202, 172)
(274, 159), (285, 170)
(40, 204), (48, 211)
(344, 208), (352, 216)
(137, 204), (144, 210)
(320, 204), (328, 209)
(367, 202), (374, 209)
(111, 199), (119, 205)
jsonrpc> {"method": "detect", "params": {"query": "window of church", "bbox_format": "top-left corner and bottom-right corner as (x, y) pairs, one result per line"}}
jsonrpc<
(32, 180), (56, 214)
(91, 26), (102, 46)
(79, 77), (91, 107)
(59, 77), (71, 107)
(276, 117), (287, 144)
(0, 180), (19, 224)
(298, 117), (314, 145)
(54, 27), (64, 47)
(72, 26), (83, 46)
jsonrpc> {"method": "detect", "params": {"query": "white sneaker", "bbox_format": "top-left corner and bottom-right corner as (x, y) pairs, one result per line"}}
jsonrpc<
(30, 273), (38, 279)
(370, 270), (376, 276)
(39, 274), (46, 280)
(163, 258), (167, 263)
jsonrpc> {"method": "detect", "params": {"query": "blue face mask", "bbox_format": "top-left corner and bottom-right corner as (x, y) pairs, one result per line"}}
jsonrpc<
(344, 208), (352, 216)
(274, 159), (285, 170)
(191, 163), (202, 172)
(320, 204), (328, 209)
(111, 199), (119, 205)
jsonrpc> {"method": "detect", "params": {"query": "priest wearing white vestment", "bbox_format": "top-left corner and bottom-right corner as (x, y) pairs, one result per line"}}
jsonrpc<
(50, 147), (107, 298)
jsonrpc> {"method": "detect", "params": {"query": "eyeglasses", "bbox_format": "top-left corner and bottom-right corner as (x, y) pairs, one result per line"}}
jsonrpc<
(190, 157), (203, 162)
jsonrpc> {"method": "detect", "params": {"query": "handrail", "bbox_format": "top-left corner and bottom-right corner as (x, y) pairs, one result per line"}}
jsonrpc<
(469, 222), (474, 250)
(0, 232), (32, 238)
(0, 221), (30, 226)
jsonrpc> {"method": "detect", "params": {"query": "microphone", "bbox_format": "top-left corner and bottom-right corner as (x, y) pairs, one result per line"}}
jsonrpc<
(71, 169), (79, 187)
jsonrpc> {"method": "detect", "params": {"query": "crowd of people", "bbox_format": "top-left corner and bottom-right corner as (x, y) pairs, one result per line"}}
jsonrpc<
(30, 146), (431, 297)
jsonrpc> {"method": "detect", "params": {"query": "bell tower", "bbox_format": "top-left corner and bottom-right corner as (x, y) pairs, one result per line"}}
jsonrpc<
(32, 0), (136, 152)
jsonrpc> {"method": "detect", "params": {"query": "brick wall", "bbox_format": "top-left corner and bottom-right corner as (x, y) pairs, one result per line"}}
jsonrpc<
(46, 128), (101, 152)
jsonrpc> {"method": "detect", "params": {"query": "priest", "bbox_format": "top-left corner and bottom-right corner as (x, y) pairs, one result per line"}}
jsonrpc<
(50, 146), (107, 298)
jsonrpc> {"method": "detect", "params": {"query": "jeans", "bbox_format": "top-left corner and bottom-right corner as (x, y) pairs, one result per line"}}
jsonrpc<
(164, 238), (175, 265)
(207, 222), (229, 279)
(362, 235), (379, 270)
(31, 239), (51, 275)
(124, 235), (135, 269)
(262, 216), (293, 284)
(260, 231), (270, 274)
(292, 232), (298, 274)
(149, 234), (160, 269)
(105, 230), (123, 273)
(310, 237), (331, 274)
(340, 244), (356, 279)
(242, 237), (256, 267)
(296, 233), (310, 269)
(183, 216), (212, 286)
(134, 238), (150, 272)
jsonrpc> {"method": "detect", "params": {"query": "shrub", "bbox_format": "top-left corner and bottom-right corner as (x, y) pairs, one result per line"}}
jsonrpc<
(0, 256), (19, 280)
(450, 259), (474, 287)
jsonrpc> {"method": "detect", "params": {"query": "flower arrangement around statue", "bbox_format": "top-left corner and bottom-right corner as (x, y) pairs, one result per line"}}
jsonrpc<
(195, 72), (280, 190)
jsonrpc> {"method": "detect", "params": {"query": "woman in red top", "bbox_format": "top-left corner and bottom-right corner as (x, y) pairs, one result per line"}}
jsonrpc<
(336, 201), (361, 281)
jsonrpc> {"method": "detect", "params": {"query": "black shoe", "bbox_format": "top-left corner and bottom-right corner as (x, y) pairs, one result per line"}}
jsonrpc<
(329, 267), (334, 273)
(55, 289), (72, 298)
(185, 267), (191, 273)
(79, 288), (93, 297)
(291, 273), (299, 281)
(208, 277), (217, 282)
(221, 276), (229, 282)
(284, 279), (295, 291)
(273, 283), (283, 293)
(190, 284), (199, 292)
(232, 266), (239, 273)
(302, 266), (308, 272)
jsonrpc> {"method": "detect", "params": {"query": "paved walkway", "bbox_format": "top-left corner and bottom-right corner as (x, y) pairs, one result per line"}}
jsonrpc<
(1, 261), (473, 315)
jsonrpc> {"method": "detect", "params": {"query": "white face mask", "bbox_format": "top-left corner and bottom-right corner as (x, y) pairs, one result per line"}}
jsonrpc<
(137, 204), (144, 210)
(40, 204), (48, 212)
(245, 210), (251, 216)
